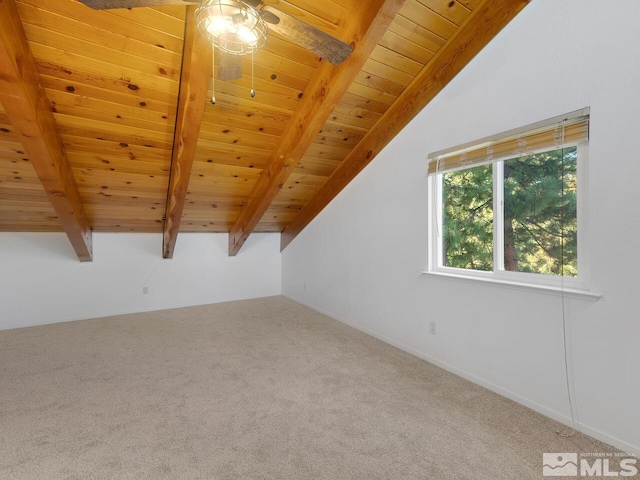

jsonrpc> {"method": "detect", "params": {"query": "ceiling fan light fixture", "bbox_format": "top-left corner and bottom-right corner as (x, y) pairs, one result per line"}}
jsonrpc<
(195, 0), (268, 55)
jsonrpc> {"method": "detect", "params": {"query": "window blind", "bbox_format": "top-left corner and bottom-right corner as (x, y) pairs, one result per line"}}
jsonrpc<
(427, 108), (590, 175)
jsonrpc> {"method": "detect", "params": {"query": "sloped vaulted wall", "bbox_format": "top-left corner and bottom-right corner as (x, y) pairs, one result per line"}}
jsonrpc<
(282, 0), (640, 453)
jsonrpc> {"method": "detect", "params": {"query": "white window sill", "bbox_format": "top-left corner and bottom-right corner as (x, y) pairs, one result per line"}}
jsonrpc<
(421, 270), (601, 301)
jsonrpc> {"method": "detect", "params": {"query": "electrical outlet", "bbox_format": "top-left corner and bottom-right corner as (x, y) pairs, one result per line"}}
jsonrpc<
(303, 282), (307, 291)
(429, 321), (436, 335)
(142, 286), (149, 295)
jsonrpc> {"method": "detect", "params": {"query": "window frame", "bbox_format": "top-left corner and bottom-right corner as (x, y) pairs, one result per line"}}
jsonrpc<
(427, 129), (592, 296)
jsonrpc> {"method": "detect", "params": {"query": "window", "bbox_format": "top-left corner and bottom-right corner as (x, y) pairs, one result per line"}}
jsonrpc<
(427, 109), (589, 291)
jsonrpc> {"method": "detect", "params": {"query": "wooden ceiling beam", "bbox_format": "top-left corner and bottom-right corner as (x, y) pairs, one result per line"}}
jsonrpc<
(228, 0), (406, 256)
(281, 0), (531, 251)
(0, 0), (92, 261)
(162, 6), (212, 258)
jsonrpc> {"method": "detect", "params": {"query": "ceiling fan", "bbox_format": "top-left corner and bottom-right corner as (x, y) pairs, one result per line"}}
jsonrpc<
(77, 0), (354, 82)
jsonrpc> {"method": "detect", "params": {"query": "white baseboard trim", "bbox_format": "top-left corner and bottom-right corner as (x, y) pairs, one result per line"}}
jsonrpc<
(1, 293), (282, 331)
(283, 293), (639, 456)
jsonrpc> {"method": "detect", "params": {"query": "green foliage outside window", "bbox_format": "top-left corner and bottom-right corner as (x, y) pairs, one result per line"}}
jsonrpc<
(442, 147), (577, 276)
(443, 164), (493, 271)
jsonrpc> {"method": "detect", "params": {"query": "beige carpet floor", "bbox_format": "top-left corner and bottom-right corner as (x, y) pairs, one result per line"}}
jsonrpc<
(0, 296), (630, 479)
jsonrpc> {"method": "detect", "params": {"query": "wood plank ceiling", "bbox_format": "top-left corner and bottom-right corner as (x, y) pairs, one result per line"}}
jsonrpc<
(0, 0), (530, 260)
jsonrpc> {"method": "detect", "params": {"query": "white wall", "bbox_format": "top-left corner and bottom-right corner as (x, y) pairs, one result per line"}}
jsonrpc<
(0, 232), (281, 330)
(282, 0), (640, 454)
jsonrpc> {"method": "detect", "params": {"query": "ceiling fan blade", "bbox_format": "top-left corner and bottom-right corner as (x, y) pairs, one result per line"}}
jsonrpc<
(218, 52), (243, 81)
(261, 5), (353, 65)
(77, 0), (197, 9)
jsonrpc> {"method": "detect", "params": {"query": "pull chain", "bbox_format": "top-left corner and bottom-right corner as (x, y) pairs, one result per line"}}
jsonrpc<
(211, 47), (216, 105)
(250, 50), (256, 98)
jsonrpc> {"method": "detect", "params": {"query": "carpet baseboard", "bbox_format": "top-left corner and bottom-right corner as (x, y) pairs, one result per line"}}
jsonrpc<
(283, 293), (639, 456)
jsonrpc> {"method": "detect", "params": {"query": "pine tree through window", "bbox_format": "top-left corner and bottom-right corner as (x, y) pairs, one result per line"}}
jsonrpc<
(442, 148), (577, 276)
